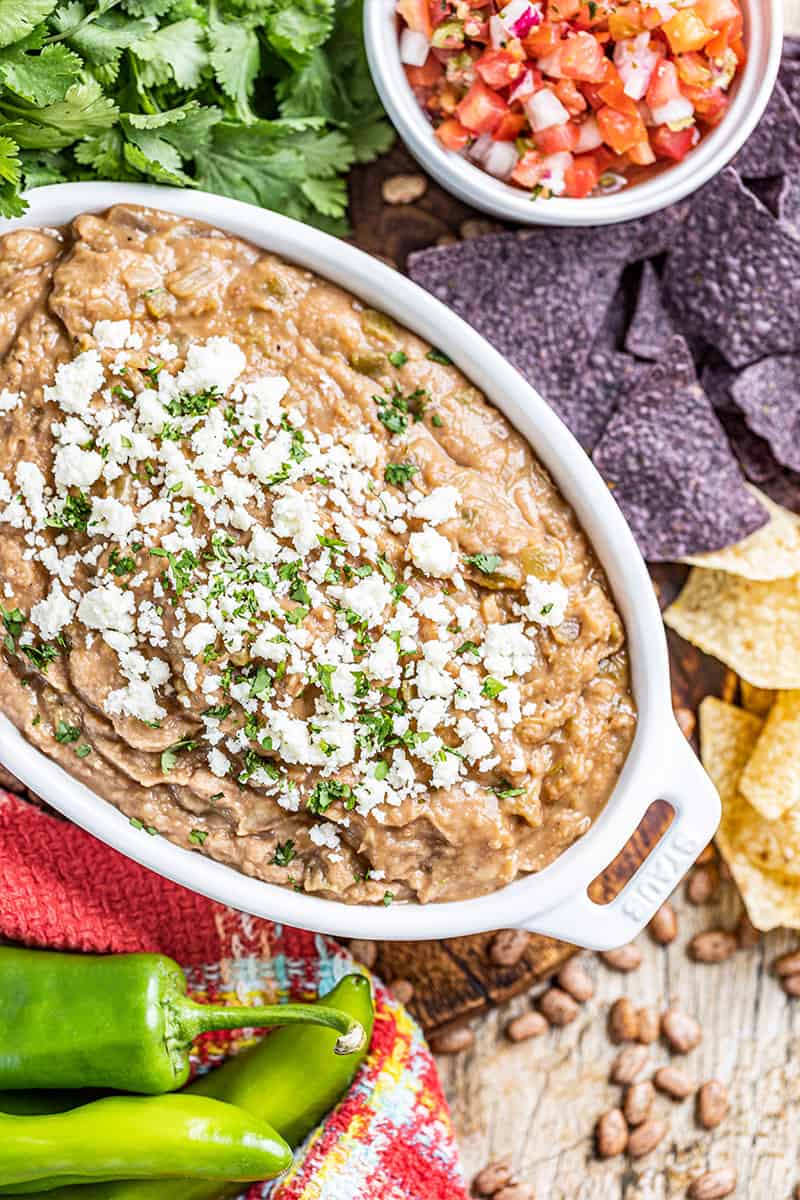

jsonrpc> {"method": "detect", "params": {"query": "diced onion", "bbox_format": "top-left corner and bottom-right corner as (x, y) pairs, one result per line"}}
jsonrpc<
(573, 114), (603, 152)
(489, 15), (508, 47)
(400, 28), (431, 67)
(508, 68), (537, 105)
(541, 151), (573, 195)
(483, 141), (520, 179)
(524, 89), (570, 132)
(614, 34), (660, 101)
(499, 0), (534, 30)
(469, 132), (495, 163)
(650, 95), (694, 126)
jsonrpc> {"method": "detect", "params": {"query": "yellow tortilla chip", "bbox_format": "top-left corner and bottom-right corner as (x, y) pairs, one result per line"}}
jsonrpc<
(739, 680), (775, 716)
(739, 690), (800, 820)
(664, 568), (800, 689)
(699, 696), (800, 930)
(682, 487), (800, 580)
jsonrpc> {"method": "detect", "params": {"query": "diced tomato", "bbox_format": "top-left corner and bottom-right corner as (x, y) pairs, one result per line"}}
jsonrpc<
(428, 0), (455, 27)
(535, 120), (580, 153)
(475, 48), (523, 89)
(563, 152), (602, 196)
(555, 77), (588, 115)
(650, 123), (696, 160)
(575, 1), (608, 27)
(435, 117), (472, 150)
(511, 149), (547, 187)
(548, 0), (582, 18)
(455, 78), (509, 133)
(397, 0), (432, 37)
(596, 104), (647, 153)
(492, 111), (529, 140)
(521, 22), (562, 57)
(559, 31), (608, 81)
(646, 59), (682, 110)
(627, 138), (656, 164)
(405, 55), (445, 88)
(683, 84), (729, 124)
(608, 4), (645, 38)
(694, 0), (740, 28)
(661, 7), (715, 53)
(674, 51), (712, 87)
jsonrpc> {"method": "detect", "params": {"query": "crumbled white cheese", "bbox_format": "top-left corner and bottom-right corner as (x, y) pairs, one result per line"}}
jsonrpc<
(522, 577), (569, 626)
(409, 526), (458, 577)
(413, 485), (461, 526)
(29, 581), (75, 641)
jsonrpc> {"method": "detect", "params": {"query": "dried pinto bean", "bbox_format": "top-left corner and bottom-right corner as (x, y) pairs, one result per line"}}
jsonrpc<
(654, 1065), (694, 1100)
(489, 930), (531, 967)
(595, 1108), (628, 1158)
(609, 997), (639, 1044)
(610, 1045), (649, 1085)
(648, 902), (678, 945)
(773, 949), (800, 977)
(661, 1007), (702, 1054)
(697, 1080), (730, 1129)
(627, 1118), (668, 1159)
(636, 1006), (660, 1045)
(506, 1011), (548, 1043)
(735, 911), (761, 948)
(688, 1167), (738, 1199)
(599, 945), (642, 972)
(624, 1081), (655, 1126)
(782, 974), (800, 997)
(390, 979), (415, 1006)
(473, 1160), (514, 1196)
(539, 987), (579, 1026)
(689, 930), (738, 963)
(431, 1025), (475, 1054)
(686, 865), (719, 905)
(556, 958), (594, 1002)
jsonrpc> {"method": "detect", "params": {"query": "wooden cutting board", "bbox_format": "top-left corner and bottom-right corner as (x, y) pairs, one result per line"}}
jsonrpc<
(346, 151), (735, 1036)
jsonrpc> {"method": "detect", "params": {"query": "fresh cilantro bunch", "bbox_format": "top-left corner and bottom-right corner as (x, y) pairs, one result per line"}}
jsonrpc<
(0, 0), (394, 231)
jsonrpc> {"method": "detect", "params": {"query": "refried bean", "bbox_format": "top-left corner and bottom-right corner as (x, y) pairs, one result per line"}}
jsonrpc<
(0, 205), (636, 904)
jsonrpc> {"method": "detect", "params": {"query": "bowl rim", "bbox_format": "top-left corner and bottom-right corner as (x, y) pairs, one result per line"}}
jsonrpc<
(1, 181), (698, 941)
(364, 0), (783, 227)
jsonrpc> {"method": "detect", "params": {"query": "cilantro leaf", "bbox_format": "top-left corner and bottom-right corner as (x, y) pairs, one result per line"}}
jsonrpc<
(133, 18), (208, 89)
(464, 552), (503, 576)
(265, 0), (334, 67)
(2, 80), (117, 150)
(0, 135), (24, 216)
(51, 4), (156, 69)
(0, 42), (83, 105)
(0, 0), (56, 49)
(207, 6), (259, 123)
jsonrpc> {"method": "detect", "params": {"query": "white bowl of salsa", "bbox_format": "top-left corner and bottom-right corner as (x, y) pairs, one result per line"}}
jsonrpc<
(364, 0), (782, 224)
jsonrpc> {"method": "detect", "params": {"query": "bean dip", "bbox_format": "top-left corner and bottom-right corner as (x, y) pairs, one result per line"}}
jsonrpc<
(0, 205), (636, 904)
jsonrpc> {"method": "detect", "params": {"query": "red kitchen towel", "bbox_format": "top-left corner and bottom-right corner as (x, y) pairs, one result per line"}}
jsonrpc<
(0, 790), (468, 1200)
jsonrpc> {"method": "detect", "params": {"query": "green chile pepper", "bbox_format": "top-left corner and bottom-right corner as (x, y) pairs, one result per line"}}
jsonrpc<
(1, 974), (374, 1200)
(0, 1094), (291, 1187)
(0, 947), (364, 1094)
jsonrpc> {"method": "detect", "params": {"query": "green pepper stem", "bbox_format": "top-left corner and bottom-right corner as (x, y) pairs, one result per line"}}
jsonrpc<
(174, 1000), (366, 1056)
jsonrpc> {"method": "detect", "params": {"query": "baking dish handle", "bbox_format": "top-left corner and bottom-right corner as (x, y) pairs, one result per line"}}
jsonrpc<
(520, 725), (721, 951)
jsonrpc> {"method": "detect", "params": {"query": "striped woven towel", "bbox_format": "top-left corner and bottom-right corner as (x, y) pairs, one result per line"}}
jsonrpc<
(0, 790), (468, 1200)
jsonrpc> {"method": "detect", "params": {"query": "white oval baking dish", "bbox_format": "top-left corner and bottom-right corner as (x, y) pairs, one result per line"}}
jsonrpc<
(0, 182), (719, 948)
(364, 0), (782, 227)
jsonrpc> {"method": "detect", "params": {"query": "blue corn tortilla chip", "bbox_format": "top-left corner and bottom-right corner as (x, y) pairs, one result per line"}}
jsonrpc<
(730, 355), (800, 472)
(625, 261), (674, 360)
(593, 337), (768, 560)
(663, 168), (800, 367)
(733, 82), (800, 178)
(718, 409), (782, 484)
(408, 229), (628, 415)
(566, 348), (647, 452)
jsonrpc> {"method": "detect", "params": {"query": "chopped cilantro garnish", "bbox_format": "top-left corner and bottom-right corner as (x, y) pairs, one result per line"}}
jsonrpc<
(456, 641), (481, 656)
(150, 547), (198, 595)
(426, 348), (452, 365)
(290, 578), (311, 606)
(307, 778), (353, 814)
(165, 389), (219, 418)
(202, 704), (232, 720)
(382, 891), (395, 906)
(388, 350), (408, 367)
(108, 549), (136, 577)
(377, 556), (396, 583)
(464, 552), (502, 575)
(316, 663), (337, 704)
(161, 738), (199, 773)
(74, 744), (91, 759)
(285, 605), (308, 625)
(45, 491), (91, 533)
(431, 413), (444, 428)
(189, 828), (209, 846)
(374, 759), (389, 781)
(1, 606), (26, 652)
(54, 720), (80, 744)
(272, 839), (296, 867)
(481, 677), (506, 699)
(248, 665), (272, 699)
(492, 782), (526, 799)
(384, 462), (418, 487)
(23, 640), (62, 673)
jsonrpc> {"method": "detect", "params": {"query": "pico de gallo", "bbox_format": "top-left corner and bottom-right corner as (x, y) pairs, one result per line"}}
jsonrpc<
(397, 0), (745, 198)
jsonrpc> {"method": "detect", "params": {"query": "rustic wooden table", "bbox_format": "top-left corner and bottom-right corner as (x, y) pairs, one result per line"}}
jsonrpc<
(409, 13), (800, 1196)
